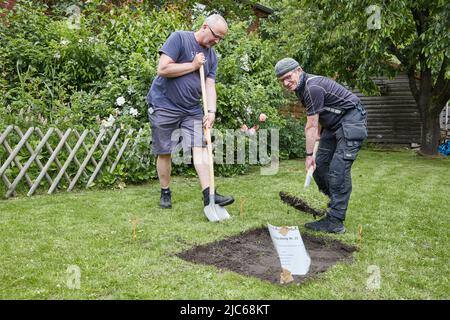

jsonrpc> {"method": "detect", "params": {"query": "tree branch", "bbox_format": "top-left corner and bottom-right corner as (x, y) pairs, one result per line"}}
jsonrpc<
(387, 38), (407, 66)
(408, 67), (420, 103)
(433, 79), (450, 114)
(433, 56), (449, 94)
(411, 8), (423, 36)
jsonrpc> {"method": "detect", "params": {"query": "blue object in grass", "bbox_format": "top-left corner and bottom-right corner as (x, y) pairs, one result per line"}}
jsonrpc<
(438, 141), (450, 156)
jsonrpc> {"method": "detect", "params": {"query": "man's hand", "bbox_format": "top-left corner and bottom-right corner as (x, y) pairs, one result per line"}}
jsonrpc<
(203, 112), (215, 129)
(192, 52), (206, 71)
(305, 156), (316, 173)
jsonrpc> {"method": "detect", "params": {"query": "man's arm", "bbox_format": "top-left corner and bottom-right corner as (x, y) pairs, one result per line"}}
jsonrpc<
(305, 114), (320, 153)
(205, 77), (216, 112)
(157, 53), (204, 78)
(203, 77), (216, 128)
(304, 114), (320, 171)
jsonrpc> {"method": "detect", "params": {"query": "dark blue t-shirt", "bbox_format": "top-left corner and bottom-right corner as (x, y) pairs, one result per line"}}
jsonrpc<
(147, 31), (218, 115)
(295, 73), (361, 129)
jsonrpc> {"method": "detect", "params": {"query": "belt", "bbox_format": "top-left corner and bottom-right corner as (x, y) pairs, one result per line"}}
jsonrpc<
(324, 103), (366, 115)
(324, 107), (345, 114)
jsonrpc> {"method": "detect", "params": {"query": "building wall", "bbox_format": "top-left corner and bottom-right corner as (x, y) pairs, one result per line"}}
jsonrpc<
(352, 73), (421, 145)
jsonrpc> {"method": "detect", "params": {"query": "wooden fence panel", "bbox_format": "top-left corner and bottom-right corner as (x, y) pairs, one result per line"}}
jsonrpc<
(0, 126), (134, 198)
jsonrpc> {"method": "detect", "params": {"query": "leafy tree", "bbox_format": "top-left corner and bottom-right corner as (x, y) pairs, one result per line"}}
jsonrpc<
(263, 0), (450, 155)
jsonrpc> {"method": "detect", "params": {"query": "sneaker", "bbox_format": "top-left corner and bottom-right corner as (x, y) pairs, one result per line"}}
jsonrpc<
(160, 189), (172, 209)
(202, 187), (234, 207)
(304, 215), (345, 234)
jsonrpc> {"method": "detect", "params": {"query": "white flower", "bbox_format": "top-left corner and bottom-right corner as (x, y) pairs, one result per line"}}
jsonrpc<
(116, 96), (126, 106)
(191, 3), (206, 21)
(78, 39), (83, 43)
(107, 82), (112, 87)
(60, 39), (70, 46)
(193, 3), (206, 12)
(101, 114), (115, 128)
(127, 86), (135, 95)
(120, 75), (127, 80)
(53, 52), (61, 59)
(240, 53), (250, 72)
(245, 105), (253, 115)
(129, 107), (139, 117)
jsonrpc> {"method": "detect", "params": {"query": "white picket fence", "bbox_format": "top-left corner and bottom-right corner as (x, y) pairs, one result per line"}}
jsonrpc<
(0, 125), (134, 198)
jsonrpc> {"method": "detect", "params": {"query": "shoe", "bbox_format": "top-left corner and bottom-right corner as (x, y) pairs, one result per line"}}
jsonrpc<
(305, 215), (345, 234)
(202, 187), (234, 207)
(160, 189), (172, 209)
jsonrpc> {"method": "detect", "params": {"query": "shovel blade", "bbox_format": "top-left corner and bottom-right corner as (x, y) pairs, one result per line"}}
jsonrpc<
(304, 167), (314, 188)
(203, 204), (220, 222)
(304, 174), (312, 188)
(215, 205), (230, 221)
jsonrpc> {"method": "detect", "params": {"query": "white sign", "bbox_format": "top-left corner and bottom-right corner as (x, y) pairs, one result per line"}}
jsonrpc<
(268, 224), (311, 275)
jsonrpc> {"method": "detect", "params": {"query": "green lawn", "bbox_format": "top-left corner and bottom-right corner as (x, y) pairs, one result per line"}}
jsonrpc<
(0, 149), (449, 299)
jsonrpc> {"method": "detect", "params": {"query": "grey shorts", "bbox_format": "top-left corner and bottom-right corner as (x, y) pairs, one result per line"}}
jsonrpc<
(148, 105), (205, 155)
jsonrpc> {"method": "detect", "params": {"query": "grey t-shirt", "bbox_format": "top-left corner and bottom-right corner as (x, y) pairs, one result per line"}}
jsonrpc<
(296, 73), (360, 128)
(147, 31), (218, 115)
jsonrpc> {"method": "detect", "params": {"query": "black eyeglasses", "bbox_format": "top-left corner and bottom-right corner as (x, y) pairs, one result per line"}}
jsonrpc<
(207, 25), (224, 41)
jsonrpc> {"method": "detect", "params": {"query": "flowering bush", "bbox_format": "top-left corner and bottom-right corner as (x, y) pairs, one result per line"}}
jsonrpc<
(212, 21), (286, 132)
(0, 1), (299, 186)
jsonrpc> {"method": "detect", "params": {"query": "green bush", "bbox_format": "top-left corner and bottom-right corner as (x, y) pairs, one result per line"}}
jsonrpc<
(279, 116), (306, 159)
(213, 21), (286, 131)
(0, 1), (294, 190)
(0, 1), (187, 130)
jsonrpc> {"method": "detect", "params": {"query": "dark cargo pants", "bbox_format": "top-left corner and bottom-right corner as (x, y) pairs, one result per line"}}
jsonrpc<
(313, 104), (368, 221)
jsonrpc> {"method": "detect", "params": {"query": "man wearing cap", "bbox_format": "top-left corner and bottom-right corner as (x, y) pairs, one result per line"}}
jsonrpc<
(275, 58), (368, 233)
(147, 14), (234, 211)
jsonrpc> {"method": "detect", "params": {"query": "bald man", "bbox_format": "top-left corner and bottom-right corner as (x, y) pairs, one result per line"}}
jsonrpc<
(147, 14), (234, 213)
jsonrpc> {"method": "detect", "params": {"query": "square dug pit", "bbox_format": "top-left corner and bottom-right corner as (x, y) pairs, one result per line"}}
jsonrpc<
(177, 227), (357, 285)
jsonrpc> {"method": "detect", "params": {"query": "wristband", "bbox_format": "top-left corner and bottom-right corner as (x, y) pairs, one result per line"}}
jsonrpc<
(305, 152), (313, 157)
(208, 110), (216, 113)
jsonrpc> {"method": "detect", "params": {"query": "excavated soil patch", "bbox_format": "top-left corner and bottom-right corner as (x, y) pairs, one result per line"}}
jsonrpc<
(177, 227), (357, 285)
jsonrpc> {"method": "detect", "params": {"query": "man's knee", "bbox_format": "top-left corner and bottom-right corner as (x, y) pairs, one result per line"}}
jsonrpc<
(158, 154), (171, 159)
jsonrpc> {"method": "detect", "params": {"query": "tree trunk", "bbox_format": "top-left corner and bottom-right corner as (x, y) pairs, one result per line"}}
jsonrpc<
(420, 108), (441, 155)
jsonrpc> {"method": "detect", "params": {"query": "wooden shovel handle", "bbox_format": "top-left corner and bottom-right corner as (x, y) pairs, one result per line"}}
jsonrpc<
(199, 65), (215, 196)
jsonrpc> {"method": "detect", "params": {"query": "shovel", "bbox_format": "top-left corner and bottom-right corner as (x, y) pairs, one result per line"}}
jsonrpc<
(200, 65), (230, 222)
(304, 140), (320, 188)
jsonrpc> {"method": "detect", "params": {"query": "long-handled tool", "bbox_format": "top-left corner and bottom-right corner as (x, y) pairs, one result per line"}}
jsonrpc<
(200, 65), (230, 222)
(304, 140), (319, 188)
